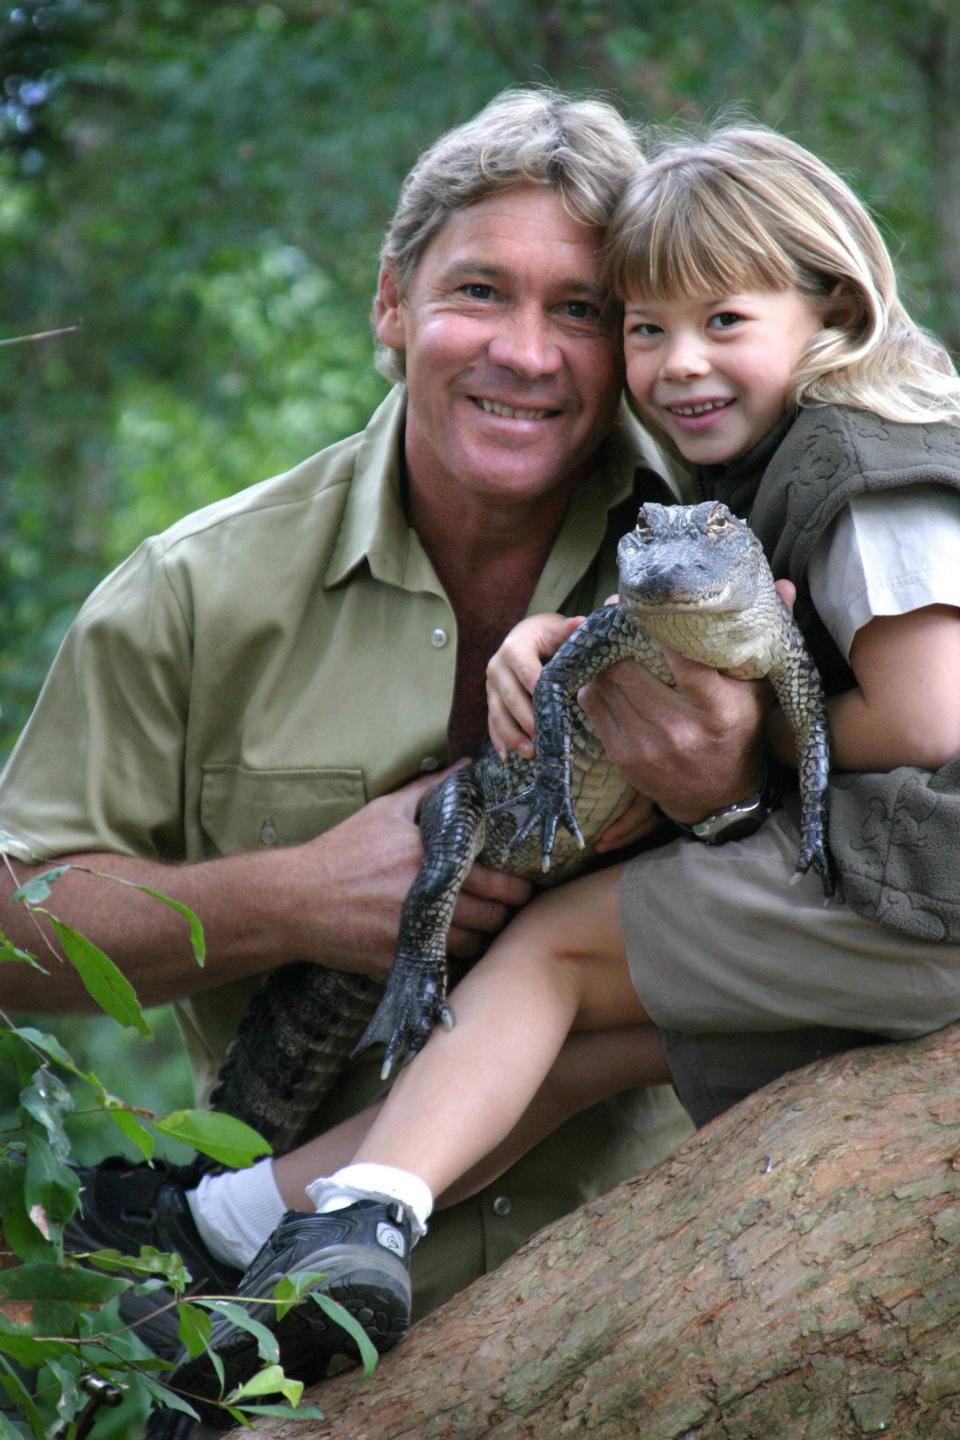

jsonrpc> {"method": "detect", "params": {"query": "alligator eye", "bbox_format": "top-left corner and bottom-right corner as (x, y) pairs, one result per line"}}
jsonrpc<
(706, 504), (734, 533)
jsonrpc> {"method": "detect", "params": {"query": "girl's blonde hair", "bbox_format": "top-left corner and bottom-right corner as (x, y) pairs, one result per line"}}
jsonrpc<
(607, 122), (960, 425)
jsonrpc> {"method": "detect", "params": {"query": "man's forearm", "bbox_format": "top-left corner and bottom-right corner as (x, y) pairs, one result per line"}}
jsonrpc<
(0, 847), (322, 1013)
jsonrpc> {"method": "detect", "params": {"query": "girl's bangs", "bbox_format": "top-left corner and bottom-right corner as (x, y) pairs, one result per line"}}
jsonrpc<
(612, 172), (795, 301)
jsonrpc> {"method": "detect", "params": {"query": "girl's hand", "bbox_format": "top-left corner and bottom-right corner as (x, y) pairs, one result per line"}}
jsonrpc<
(486, 613), (584, 759)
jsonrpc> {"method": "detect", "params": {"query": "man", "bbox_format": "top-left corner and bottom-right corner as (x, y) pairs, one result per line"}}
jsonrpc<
(0, 88), (770, 1387)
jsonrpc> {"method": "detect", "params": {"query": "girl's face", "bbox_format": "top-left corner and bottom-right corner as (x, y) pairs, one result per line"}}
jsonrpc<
(623, 287), (825, 466)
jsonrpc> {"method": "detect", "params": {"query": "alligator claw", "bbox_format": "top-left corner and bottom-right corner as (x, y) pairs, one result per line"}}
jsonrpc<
(353, 957), (451, 1078)
(499, 781), (583, 871)
(791, 839), (835, 900)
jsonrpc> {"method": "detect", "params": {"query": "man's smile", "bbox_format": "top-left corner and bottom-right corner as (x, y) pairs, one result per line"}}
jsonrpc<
(474, 396), (559, 421)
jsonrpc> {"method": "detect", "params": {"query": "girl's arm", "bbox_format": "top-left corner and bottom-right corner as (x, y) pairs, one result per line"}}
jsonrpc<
(485, 611), (584, 759)
(770, 603), (960, 772)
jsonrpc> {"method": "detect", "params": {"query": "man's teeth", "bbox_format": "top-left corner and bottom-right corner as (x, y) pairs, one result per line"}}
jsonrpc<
(670, 399), (731, 416)
(478, 398), (551, 420)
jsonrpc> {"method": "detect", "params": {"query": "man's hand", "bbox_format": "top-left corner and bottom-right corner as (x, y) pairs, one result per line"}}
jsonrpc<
(296, 768), (532, 978)
(579, 651), (770, 827)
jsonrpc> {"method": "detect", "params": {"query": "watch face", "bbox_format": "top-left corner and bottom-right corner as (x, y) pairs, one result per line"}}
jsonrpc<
(695, 797), (765, 844)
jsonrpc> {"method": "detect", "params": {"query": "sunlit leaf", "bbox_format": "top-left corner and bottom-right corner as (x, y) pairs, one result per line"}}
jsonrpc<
(228, 1362), (302, 1406)
(83, 1246), (190, 1291)
(48, 918), (152, 1039)
(152, 1109), (270, 1167)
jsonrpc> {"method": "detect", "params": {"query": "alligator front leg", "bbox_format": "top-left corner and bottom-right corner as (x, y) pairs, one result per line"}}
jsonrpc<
(768, 613), (834, 897)
(497, 605), (645, 870)
(353, 765), (487, 1077)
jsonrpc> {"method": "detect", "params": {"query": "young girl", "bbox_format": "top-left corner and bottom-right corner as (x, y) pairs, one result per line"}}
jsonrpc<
(172, 123), (960, 1407)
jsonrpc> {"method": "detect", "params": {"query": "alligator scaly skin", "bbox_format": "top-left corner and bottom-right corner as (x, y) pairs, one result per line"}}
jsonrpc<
(208, 661), (633, 1155)
(210, 501), (832, 1154)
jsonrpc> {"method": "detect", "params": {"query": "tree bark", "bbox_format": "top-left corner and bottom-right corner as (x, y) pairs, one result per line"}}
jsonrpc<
(236, 1023), (960, 1439)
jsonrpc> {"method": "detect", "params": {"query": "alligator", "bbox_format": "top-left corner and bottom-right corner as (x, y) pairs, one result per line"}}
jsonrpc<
(209, 500), (832, 1156)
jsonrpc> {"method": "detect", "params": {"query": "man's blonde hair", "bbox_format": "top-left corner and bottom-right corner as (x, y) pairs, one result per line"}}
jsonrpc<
(375, 86), (644, 381)
(607, 121), (960, 425)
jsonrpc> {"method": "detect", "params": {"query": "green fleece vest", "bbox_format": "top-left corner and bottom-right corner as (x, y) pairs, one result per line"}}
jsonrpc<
(698, 404), (960, 943)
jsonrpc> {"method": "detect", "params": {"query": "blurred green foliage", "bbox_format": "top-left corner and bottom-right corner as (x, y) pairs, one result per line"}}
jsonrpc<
(0, 0), (956, 1140)
(1, 0), (952, 752)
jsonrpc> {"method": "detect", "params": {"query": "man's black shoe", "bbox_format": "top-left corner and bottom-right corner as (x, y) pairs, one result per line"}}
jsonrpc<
(64, 1156), (242, 1360)
(169, 1199), (412, 1427)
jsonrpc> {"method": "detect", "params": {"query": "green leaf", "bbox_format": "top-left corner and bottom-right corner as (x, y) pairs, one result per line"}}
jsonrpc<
(177, 1301), (212, 1359)
(308, 1289), (379, 1377)
(82, 1246), (190, 1291)
(0, 929), (44, 968)
(6, 1027), (95, 1087)
(233, 1403), (328, 1419)
(0, 1351), (46, 1438)
(79, 871), (207, 967)
(136, 1371), (201, 1422)
(0, 1262), (130, 1305)
(48, 918), (152, 1039)
(20, 1067), (75, 1160)
(131, 886), (207, 966)
(106, 1104), (156, 1160)
(199, 1301), (278, 1365)
(23, 1131), (80, 1226)
(152, 1109), (271, 1167)
(0, 1188), (56, 1264)
(0, 1331), (70, 1367)
(9, 866), (71, 907)
(228, 1362), (302, 1406)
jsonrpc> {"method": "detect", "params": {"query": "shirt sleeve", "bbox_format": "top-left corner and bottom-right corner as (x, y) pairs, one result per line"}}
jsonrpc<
(807, 485), (960, 661)
(0, 539), (193, 862)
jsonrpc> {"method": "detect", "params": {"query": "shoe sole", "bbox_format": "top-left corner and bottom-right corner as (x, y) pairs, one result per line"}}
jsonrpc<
(170, 1242), (411, 1426)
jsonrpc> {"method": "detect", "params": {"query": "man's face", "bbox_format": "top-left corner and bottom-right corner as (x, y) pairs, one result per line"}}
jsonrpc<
(376, 185), (623, 513)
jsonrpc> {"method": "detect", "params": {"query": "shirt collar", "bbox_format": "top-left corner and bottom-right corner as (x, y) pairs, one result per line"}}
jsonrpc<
(325, 385), (439, 593)
(326, 386), (658, 600)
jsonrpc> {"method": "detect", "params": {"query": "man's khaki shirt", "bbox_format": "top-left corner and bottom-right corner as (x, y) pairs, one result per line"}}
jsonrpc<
(0, 385), (692, 1312)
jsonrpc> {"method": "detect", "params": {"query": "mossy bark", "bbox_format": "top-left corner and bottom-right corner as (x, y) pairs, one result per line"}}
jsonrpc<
(235, 1023), (960, 1439)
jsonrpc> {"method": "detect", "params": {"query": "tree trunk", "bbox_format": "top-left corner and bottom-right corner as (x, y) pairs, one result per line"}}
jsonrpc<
(234, 1021), (960, 1439)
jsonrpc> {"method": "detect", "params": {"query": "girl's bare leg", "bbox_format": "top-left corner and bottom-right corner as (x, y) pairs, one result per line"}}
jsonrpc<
(272, 1016), (668, 1210)
(348, 862), (652, 1198)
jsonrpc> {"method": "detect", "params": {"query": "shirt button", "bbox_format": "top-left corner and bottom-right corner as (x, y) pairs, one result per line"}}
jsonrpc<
(492, 1195), (512, 1217)
(259, 818), (278, 846)
(420, 756), (440, 772)
(430, 627), (448, 648)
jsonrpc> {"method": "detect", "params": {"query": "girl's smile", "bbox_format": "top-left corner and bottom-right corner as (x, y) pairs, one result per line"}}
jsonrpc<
(623, 288), (825, 465)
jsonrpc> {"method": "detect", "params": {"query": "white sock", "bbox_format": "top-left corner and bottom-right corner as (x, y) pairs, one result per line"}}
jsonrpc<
(186, 1157), (287, 1271)
(306, 1163), (434, 1241)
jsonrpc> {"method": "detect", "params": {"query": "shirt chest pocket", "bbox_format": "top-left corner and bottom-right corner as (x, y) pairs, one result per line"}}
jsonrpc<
(200, 765), (367, 854)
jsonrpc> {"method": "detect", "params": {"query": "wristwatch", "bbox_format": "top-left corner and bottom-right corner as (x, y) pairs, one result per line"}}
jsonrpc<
(663, 765), (784, 847)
